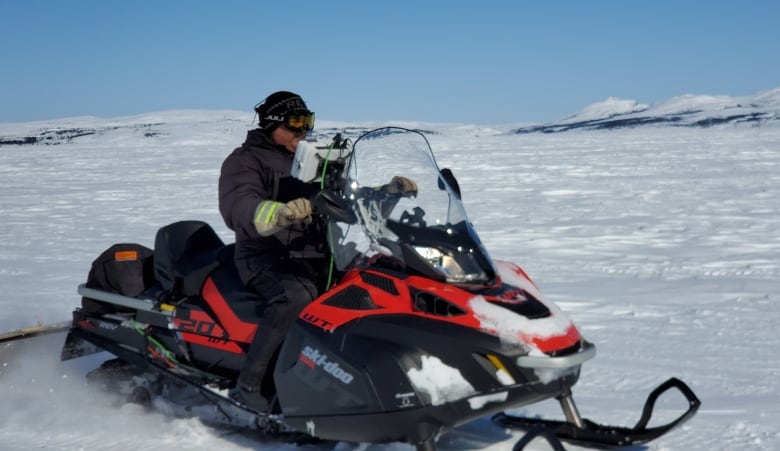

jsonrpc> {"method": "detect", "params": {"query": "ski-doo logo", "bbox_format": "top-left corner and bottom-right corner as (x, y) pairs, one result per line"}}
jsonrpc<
(299, 346), (354, 384)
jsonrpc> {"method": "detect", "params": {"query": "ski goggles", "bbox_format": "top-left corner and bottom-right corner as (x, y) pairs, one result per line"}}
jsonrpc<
(284, 113), (315, 132)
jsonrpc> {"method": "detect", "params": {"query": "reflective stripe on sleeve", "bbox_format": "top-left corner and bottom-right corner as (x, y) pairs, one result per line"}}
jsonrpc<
(254, 200), (283, 224)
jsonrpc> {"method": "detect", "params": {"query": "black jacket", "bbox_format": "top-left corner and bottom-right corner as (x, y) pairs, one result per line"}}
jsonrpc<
(218, 129), (325, 284)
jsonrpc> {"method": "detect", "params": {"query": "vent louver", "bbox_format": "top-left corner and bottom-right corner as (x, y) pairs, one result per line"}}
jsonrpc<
(322, 285), (379, 310)
(359, 272), (399, 295)
(411, 289), (466, 317)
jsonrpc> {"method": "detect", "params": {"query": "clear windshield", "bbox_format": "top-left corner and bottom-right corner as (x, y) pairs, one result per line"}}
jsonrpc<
(328, 128), (497, 285)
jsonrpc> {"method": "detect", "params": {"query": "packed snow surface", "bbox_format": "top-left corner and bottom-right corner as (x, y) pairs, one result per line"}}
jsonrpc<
(1, 102), (779, 450)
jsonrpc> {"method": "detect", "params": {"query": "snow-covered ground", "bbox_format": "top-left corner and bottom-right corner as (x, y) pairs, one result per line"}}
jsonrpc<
(1, 96), (779, 449)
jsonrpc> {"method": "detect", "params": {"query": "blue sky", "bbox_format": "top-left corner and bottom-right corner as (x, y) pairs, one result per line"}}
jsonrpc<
(1, 1), (778, 124)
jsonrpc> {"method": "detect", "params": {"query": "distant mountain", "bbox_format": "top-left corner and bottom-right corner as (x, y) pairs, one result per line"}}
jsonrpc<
(0, 111), (377, 147)
(509, 87), (780, 134)
(2, 88), (779, 146)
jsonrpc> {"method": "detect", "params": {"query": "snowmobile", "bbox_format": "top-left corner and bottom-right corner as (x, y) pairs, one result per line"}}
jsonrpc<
(58, 127), (700, 450)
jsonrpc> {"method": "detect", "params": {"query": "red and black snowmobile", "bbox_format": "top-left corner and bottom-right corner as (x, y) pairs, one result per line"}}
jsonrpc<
(60, 127), (699, 450)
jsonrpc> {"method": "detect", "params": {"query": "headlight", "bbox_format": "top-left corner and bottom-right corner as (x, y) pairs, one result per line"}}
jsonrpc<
(413, 245), (488, 283)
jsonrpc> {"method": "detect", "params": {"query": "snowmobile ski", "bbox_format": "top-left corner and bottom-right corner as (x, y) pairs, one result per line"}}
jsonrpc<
(494, 377), (701, 448)
(512, 425), (568, 451)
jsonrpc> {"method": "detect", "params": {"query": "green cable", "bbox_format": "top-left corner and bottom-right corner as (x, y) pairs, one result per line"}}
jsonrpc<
(130, 319), (177, 364)
(319, 142), (336, 290)
(319, 143), (333, 190)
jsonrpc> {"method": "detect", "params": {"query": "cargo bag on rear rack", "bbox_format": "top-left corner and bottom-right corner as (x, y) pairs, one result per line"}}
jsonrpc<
(81, 243), (155, 315)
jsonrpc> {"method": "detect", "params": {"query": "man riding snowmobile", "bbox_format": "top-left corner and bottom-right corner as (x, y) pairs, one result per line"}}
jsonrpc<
(218, 91), (417, 411)
(218, 90), (326, 410)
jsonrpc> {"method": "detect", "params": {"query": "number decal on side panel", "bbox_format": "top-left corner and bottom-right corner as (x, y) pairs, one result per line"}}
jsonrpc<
(175, 318), (216, 335)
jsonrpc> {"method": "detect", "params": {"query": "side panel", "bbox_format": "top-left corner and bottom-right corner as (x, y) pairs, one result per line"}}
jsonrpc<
(275, 314), (582, 444)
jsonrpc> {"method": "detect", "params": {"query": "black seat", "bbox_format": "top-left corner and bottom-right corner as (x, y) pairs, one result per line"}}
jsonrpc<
(153, 220), (224, 298)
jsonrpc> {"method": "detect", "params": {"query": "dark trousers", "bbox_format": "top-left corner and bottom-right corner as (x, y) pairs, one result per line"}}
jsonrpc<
(237, 257), (327, 396)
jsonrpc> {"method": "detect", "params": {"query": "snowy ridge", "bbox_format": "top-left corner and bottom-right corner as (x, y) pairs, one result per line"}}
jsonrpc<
(0, 110), (442, 147)
(510, 87), (780, 133)
(2, 87), (779, 146)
